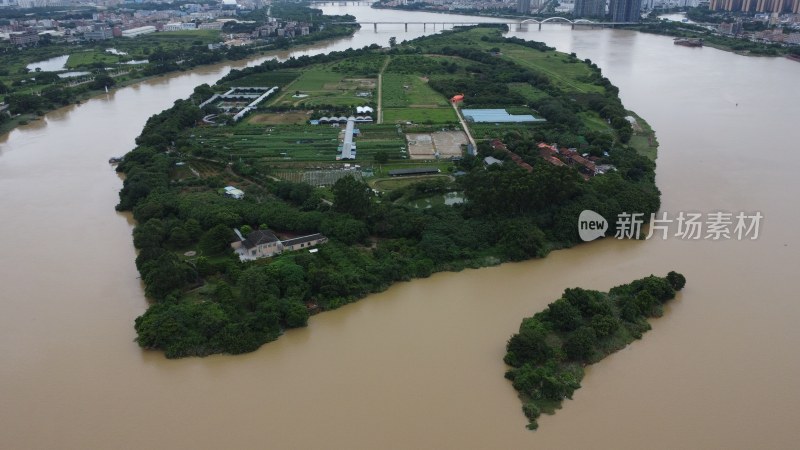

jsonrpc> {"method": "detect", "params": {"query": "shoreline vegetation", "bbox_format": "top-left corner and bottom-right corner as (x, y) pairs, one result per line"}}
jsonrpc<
(117, 25), (662, 358)
(0, 4), (360, 137)
(504, 272), (687, 430)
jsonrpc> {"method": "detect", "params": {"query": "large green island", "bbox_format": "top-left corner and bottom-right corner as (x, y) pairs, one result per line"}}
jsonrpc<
(117, 25), (661, 358)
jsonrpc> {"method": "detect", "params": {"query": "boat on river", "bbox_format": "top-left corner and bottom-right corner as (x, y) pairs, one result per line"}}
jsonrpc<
(674, 38), (703, 47)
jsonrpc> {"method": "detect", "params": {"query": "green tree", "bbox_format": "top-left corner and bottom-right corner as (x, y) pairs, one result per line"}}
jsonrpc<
(546, 298), (582, 332)
(331, 175), (372, 219)
(505, 318), (553, 367)
(142, 253), (196, 300)
(200, 224), (235, 256)
(133, 218), (166, 249)
(667, 271), (686, 290)
(564, 326), (597, 362)
(373, 150), (389, 164)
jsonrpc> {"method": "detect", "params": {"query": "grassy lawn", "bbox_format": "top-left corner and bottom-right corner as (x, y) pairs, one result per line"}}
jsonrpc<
(66, 51), (123, 69)
(469, 123), (543, 140)
(328, 53), (387, 77)
(370, 161), (453, 177)
(289, 68), (346, 91)
(625, 111), (658, 161)
(381, 73), (449, 108)
(383, 107), (457, 124)
(371, 174), (451, 191)
(508, 82), (549, 103)
(422, 28), (603, 95)
(495, 45), (604, 94)
(270, 67), (375, 108)
(578, 111), (613, 132)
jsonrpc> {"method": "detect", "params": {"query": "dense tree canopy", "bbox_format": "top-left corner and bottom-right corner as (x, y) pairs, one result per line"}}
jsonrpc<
(504, 273), (686, 429)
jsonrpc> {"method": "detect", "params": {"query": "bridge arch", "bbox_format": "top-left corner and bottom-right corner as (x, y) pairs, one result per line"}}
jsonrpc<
(541, 17), (575, 24)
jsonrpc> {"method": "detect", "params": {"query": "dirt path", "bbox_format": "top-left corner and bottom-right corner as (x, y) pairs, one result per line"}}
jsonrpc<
(377, 55), (391, 124)
(452, 101), (476, 152)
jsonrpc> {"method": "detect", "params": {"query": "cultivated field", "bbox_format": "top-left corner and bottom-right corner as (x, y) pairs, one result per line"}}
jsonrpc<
(248, 111), (311, 125)
(382, 107), (458, 124)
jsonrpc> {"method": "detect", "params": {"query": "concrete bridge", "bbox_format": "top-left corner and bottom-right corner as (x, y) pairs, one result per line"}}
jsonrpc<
(331, 19), (638, 32)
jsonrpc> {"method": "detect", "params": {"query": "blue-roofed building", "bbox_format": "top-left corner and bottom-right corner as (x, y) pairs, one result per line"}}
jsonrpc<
(461, 109), (545, 123)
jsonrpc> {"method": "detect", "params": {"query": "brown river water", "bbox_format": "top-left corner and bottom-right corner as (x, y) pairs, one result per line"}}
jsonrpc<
(1, 5), (799, 449)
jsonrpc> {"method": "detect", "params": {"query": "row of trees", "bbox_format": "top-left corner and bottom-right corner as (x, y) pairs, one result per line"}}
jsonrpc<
(504, 272), (687, 429)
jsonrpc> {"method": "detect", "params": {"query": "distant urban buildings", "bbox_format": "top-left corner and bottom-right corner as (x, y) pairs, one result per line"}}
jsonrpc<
(609, 0), (642, 22)
(517, 0), (531, 13)
(709, 0), (800, 13)
(9, 30), (39, 46)
(574, 0), (607, 18)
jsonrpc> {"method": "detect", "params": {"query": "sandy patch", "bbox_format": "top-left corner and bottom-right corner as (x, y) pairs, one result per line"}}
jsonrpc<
(405, 131), (467, 159)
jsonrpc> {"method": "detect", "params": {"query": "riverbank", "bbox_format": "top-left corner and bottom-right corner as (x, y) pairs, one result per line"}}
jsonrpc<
(0, 15), (358, 138)
(636, 21), (791, 57)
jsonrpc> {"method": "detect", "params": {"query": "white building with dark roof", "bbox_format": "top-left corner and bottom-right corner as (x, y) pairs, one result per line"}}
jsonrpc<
(232, 229), (327, 261)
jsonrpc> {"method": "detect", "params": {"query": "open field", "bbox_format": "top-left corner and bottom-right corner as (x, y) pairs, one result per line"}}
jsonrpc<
(381, 73), (449, 108)
(370, 161), (453, 177)
(383, 107), (458, 124)
(493, 45), (604, 94)
(431, 131), (468, 157)
(507, 82), (549, 103)
(406, 133), (435, 159)
(371, 174), (451, 192)
(469, 123), (544, 139)
(578, 111), (613, 132)
(416, 27), (604, 95)
(270, 67), (375, 108)
(66, 51), (124, 69)
(248, 111), (311, 125)
(328, 53), (387, 77)
(626, 111), (658, 161)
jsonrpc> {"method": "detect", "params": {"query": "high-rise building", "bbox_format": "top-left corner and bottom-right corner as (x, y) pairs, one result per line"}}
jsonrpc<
(574, 0), (606, 17)
(709, 0), (798, 11)
(609, 0), (641, 21)
(517, 0), (531, 14)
